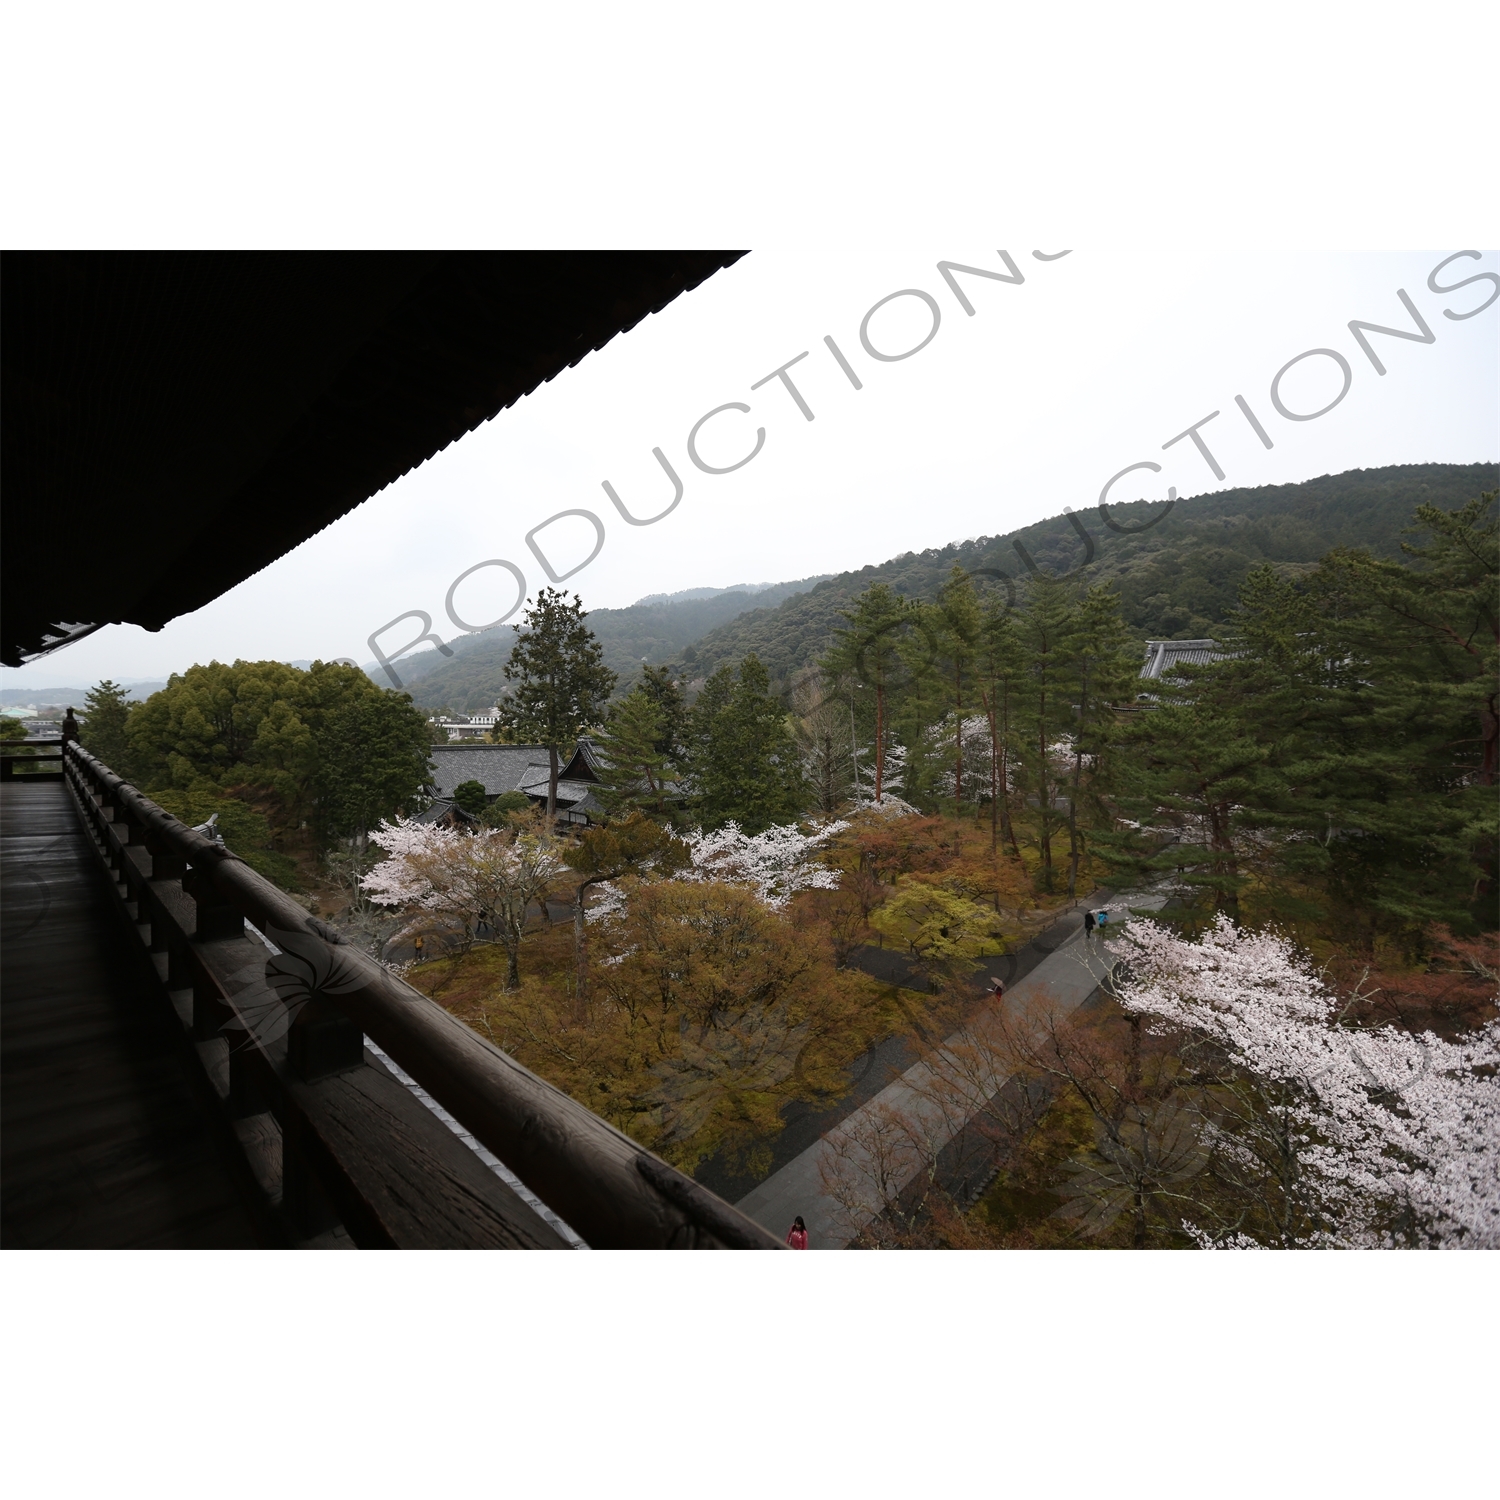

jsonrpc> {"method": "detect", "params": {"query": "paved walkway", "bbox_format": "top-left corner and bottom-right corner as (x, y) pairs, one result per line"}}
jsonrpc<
(735, 890), (1168, 1248)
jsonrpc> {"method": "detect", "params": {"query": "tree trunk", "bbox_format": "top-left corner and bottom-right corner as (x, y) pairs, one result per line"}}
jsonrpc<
(547, 743), (559, 824)
(1067, 751), (1083, 898)
(875, 683), (885, 802)
(1037, 709), (1053, 886)
(953, 668), (964, 820)
(985, 695), (1000, 856)
(573, 879), (593, 1021)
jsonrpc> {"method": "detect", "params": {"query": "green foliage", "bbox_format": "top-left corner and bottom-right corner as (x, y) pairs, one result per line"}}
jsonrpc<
(869, 879), (1004, 970)
(452, 779), (489, 815)
(564, 810), (688, 884)
(1109, 491), (1499, 942)
(0, 715), (35, 771)
(823, 580), (912, 802)
(636, 664), (689, 763)
(314, 680), (438, 839)
(685, 654), (806, 833)
(80, 680), (134, 775)
(592, 686), (677, 819)
(125, 660), (433, 842)
(147, 784), (301, 889)
(478, 790), (534, 828)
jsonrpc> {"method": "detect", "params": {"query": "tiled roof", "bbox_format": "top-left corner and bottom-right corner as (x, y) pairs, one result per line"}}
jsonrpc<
(1140, 639), (1227, 680)
(428, 744), (554, 798)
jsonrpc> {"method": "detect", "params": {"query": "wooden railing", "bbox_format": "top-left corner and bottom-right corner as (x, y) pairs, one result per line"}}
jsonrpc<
(59, 743), (781, 1249)
(0, 735), (65, 779)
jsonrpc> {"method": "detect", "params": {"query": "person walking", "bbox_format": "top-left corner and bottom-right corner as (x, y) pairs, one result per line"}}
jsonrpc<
(1083, 909), (1096, 940)
(988, 976), (1006, 1000)
(1097, 909), (1110, 935)
(785, 1216), (808, 1249)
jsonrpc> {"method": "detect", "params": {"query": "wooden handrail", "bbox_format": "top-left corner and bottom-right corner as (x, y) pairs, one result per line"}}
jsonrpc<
(62, 743), (780, 1250)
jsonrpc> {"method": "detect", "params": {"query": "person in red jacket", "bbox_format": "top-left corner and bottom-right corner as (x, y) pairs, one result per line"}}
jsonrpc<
(785, 1216), (808, 1249)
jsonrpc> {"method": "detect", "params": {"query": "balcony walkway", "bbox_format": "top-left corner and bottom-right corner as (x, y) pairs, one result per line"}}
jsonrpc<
(1, 778), (260, 1248)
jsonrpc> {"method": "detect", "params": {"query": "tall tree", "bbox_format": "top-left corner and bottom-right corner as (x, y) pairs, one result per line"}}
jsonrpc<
(1013, 573), (1079, 891)
(790, 668), (855, 817)
(500, 589), (617, 821)
(920, 567), (984, 821)
(975, 593), (1023, 857)
(1062, 585), (1139, 896)
(80, 679), (135, 777)
(686, 654), (806, 833)
(823, 581), (911, 803)
(592, 686), (676, 820)
(637, 665), (690, 766)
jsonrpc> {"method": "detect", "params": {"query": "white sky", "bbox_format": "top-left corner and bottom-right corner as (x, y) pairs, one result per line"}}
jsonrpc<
(6, 247), (1494, 692)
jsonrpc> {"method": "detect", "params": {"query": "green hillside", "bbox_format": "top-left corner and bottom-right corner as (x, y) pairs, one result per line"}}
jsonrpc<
(671, 463), (1498, 689)
(393, 576), (830, 713)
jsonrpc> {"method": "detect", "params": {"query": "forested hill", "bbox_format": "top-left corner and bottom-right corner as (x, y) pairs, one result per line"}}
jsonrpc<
(671, 463), (1498, 691)
(392, 575), (831, 713)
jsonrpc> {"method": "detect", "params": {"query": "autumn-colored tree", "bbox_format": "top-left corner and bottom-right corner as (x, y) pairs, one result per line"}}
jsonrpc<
(564, 812), (687, 1012)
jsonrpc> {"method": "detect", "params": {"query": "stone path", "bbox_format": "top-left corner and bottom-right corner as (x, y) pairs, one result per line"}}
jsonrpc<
(734, 889), (1169, 1248)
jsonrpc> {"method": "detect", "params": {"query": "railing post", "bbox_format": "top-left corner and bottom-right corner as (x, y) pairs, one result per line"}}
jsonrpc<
(282, 1121), (342, 1239)
(144, 825), (187, 882)
(287, 999), (365, 1083)
(184, 861), (244, 941)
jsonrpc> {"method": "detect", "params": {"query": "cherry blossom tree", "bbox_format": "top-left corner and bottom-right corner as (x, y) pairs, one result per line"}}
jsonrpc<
(362, 817), (563, 989)
(678, 819), (847, 910)
(1108, 916), (1500, 1248)
(585, 818), (847, 936)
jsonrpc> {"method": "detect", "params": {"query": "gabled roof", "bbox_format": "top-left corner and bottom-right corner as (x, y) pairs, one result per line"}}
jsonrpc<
(1140, 639), (1226, 680)
(428, 743), (554, 799)
(558, 738), (604, 784)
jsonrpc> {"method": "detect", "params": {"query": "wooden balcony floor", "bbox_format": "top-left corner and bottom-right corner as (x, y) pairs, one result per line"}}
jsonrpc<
(1, 780), (260, 1248)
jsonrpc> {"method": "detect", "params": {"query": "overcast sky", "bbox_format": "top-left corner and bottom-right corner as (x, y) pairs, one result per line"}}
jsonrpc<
(5, 247), (1495, 694)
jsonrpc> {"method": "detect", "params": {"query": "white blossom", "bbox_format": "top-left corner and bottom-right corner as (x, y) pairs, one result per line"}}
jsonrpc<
(679, 819), (847, 910)
(1109, 916), (1500, 1248)
(362, 816), (563, 963)
(852, 739), (907, 804)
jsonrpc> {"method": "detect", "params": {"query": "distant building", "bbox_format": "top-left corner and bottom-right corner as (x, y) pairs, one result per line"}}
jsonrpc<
(420, 740), (605, 827)
(430, 709), (504, 742)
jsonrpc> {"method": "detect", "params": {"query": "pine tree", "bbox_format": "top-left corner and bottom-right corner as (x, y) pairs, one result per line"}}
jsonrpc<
(975, 594), (1023, 856)
(80, 679), (134, 776)
(592, 686), (675, 820)
(923, 566), (984, 822)
(1062, 585), (1139, 895)
(1110, 668), (1271, 916)
(1275, 494), (1497, 935)
(823, 580), (912, 803)
(1013, 573), (1079, 890)
(686, 654), (806, 832)
(637, 664), (689, 765)
(499, 589), (617, 820)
